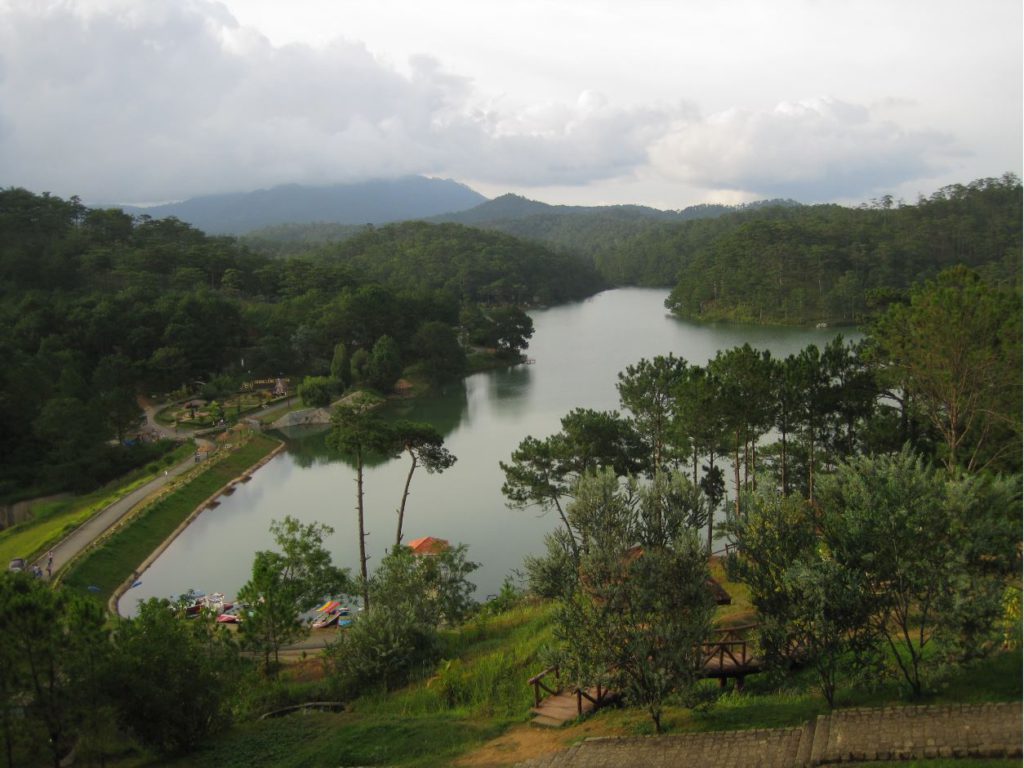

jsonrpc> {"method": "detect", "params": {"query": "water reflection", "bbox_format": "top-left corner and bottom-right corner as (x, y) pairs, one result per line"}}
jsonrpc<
(381, 379), (470, 437)
(277, 427), (393, 470)
(486, 364), (533, 408)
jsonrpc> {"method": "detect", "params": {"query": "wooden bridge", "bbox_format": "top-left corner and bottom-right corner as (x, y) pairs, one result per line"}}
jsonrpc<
(528, 623), (764, 726)
(528, 666), (618, 727)
(700, 623), (762, 689)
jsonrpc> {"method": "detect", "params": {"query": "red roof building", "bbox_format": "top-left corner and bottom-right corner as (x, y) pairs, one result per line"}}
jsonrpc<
(406, 536), (450, 555)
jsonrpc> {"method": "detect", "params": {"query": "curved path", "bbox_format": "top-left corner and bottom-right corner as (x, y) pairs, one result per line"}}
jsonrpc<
(32, 450), (199, 581)
(30, 397), (232, 581)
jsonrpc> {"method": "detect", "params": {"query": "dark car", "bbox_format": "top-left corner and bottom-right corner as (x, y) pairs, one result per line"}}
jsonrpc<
(7, 558), (25, 573)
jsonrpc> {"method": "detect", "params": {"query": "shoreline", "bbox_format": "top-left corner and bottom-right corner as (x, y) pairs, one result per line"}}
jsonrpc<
(107, 355), (527, 616)
(108, 436), (285, 616)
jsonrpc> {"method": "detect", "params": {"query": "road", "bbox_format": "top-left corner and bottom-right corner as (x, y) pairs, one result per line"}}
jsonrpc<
(31, 451), (201, 580)
(31, 397), (228, 580)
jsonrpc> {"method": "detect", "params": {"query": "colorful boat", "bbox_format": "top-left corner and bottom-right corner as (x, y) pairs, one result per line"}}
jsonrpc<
(216, 605), (244, 623)
(312, 611), (340, 629)
(311, 600), (353, 629)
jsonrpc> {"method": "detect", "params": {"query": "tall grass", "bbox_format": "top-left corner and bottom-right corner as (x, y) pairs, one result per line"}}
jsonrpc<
(355, 600), (557, 719)
(158, 600), (558, 768)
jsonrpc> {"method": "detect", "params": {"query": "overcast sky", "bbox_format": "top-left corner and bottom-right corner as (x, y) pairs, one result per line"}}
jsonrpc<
(0, 0), (1020, 208)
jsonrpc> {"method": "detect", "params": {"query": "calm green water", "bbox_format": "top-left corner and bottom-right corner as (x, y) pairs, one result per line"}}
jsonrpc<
(121, 288), (851, 614)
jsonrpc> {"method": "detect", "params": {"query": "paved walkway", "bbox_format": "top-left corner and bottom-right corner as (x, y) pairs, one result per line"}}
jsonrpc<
(514, 702), (1022, 767)
(31, 452), (199, 580)
(29, 396), (226, 580)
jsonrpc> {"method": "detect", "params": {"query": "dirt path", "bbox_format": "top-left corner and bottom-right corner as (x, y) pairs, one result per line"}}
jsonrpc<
(137, 395), (181, 440)
(454, 720), (631, 768)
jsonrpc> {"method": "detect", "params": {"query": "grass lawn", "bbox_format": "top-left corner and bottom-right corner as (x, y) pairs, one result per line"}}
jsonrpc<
(576, 645), (1022, 738)
(166, 713), (508, 768)
(0, 442), (193, 566)
(61, 433), (280, 603)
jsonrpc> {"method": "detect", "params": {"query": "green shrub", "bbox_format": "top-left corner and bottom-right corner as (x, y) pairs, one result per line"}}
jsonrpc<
(326, 606), (440, 696)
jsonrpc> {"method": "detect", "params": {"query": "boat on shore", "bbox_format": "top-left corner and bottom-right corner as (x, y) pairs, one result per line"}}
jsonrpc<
(216, 604), (244, 623)
(311, 600), (352, 629)
(177, 590), (233, 617)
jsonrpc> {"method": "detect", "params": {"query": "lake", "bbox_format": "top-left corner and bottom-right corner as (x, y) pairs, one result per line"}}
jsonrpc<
(120, 288), (851, 615)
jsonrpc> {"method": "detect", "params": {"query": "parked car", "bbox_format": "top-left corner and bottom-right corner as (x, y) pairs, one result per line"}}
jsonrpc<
(8, 558), (25, 573)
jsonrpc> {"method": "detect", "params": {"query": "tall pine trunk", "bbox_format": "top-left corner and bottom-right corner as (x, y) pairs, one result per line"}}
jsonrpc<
(780, 429), (788, 495)
(395, 447), (418, 548)
(356, 450), (370, 612)
(732, 430), (742, 518)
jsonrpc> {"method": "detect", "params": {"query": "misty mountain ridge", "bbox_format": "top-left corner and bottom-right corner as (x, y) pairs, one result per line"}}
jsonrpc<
(431, 193), (802, 226)
(241, 190), (803, 258)
(111, 176), (488, 235)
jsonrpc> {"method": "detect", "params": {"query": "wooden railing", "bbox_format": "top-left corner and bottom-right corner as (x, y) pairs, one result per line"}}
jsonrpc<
(528, 624), (764, 711)
(710, 541), (739, 558)
(527, 665), (561, 708)
(527, 665), (615, 714)
(701, 639), (751, 672)
(575, 683), (613, 715)
(701, 624), (762, 683)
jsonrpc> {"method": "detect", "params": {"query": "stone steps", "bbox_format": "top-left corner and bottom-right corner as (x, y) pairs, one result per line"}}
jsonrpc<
(511, 702), (1023, 768)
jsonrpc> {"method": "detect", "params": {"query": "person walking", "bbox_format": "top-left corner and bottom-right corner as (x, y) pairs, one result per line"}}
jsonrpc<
(46, 550), (54, 578)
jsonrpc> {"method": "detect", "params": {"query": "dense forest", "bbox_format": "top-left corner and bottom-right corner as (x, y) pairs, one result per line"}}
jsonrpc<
(309, 221), (605, 306)
(469, 177), (1021, 324)
(246, 176), (1022, 327)
(663, 175), (1022, 324)
(0, 188), (601, 499)
(430, 193), (799, 285)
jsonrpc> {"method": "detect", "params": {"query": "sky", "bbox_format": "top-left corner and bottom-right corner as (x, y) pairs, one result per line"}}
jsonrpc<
(0, 0), (1020, 208)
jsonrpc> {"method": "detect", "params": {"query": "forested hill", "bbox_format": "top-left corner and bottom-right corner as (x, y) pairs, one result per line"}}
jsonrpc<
(419, 177), (1020, 326)
(240, 194), (798, 260)
(661, 175), (1022, 325)
(113, 176), (487, 235)
(312, 220), (606, 305)
(432, 193), (732, 224)
(0, 188), (600, 498)
(427, 195), (799, 277)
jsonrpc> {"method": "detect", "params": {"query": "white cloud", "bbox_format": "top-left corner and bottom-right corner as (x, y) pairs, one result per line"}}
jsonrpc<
(0, 0), (691, 201)
(648, 98), (961, 200)
(0, 0), (1012, 206)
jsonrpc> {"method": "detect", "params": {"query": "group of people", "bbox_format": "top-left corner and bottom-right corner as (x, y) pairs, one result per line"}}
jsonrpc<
(30, 551), (54, 580)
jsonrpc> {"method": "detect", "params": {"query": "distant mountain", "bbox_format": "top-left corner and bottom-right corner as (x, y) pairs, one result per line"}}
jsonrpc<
(432, 193), (799, 226)
(110, 176), (488, 235)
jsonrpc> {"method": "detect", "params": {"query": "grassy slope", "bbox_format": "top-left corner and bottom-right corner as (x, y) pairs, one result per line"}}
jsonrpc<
(0, 442), (193, 566)
(61, 434), (280, 602)
(133, 535), (1020, 767)
(163, 602), (558, 768)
